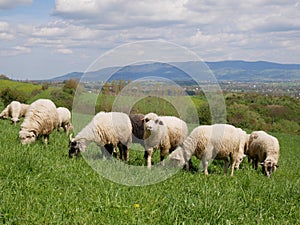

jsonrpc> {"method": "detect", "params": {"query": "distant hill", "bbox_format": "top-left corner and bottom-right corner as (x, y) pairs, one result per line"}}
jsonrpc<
(48, 60), (300, 82)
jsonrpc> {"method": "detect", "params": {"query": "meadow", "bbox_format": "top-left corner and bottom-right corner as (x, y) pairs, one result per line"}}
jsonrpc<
(0, 117), (299, 224)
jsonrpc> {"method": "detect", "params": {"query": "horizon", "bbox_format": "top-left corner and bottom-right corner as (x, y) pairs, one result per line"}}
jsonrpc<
(0, 1), (299, 80)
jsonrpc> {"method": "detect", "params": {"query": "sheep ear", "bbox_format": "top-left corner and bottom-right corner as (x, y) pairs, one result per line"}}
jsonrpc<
(69, 134), (73, 141)
(140, 116), (144, 121)
(260, 162), (264, 166)
(275, 164), (279, 168)
(78, 142), (86, 152)
(159, 120), (164, 125)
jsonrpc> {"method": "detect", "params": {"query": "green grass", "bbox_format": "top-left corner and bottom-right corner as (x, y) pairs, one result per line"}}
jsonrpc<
(0, 80), (41, 94)
(0, 119), (299, 224)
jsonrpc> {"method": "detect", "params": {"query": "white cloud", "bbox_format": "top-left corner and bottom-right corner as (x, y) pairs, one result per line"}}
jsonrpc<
(53, 0), (189, 28)
(0, 45), (31, 56)
(0, 21), (16, 40)
(0, 0), (32, 10)
(55, 48), (73, 54)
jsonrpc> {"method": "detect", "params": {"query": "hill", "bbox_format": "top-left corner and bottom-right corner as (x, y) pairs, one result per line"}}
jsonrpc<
(48, 60), (300, 82)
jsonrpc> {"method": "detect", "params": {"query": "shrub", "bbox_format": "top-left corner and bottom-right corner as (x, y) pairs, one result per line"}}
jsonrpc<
(0, 88), (28, 106)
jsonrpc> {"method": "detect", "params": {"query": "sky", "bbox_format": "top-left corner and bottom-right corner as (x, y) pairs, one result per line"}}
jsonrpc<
(0, 0), (299, 80)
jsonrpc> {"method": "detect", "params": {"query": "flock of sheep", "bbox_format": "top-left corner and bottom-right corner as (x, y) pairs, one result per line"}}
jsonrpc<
(1, 98), (280, 178)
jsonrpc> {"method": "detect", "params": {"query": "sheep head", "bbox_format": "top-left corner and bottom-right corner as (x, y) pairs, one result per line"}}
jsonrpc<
(143, 113), (164, 132)
(260, 159), (278, 178)
(19, 129), (36, 144)
(68, 134), (86, 158)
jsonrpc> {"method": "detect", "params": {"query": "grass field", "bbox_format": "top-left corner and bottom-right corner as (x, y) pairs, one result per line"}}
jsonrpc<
(0, 118), (299, 224)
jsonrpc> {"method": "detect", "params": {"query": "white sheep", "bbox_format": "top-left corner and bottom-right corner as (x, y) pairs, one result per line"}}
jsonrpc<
(143, 112), (188, 168)
(248, 131), (280, 178)
(19, 99), (59, 144)
(69, 111), (132, 161)
(0, 101), (28, 124)
(169, 124), (247, 176)
(56, 107), (73, 135)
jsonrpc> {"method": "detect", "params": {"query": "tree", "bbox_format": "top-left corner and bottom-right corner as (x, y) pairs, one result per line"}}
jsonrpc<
(63, 79), (78, 95)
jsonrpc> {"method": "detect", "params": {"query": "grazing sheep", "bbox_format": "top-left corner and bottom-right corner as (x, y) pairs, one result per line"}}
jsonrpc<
(0, 101), (28, 124)
(0, 104), (10, 119)
(19, 99), (59, 144)
(169, 124), (247, 176)
(69, 112), (132, 161)
(248, 131), (280, 178)
(56, 107), (73, 135)
(143, 112), (188, 168)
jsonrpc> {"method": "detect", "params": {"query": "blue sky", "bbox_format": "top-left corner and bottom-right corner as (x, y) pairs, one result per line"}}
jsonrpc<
(0, 0), (299, 80)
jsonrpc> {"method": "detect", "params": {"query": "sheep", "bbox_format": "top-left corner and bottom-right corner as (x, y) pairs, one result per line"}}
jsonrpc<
(68, 111), (132, 161)
(169, 124), (247, 176)
(142, 112), (188, 168)
(19, 99), (59, 144)
(248, 131), (280, 178)
(0, 101), (28, 124)
(56, 107), (73, 135)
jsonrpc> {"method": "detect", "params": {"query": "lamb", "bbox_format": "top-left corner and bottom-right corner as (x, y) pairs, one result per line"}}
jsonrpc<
(19, 99), (59, 144)
(69, 111), (132, 161)
(169, 124), (247, 176)
(56, 107), (73, 135)
(142, 112), (188, 168)
(248, 131), (280, 178)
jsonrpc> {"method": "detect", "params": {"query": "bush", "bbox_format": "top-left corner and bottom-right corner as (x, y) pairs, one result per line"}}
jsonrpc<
(0, 88), (28, 106)
(63, 79), (78, 95)
(50, 90), (73, 110)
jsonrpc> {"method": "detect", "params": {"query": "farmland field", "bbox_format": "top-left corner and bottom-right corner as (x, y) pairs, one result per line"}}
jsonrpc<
(0, 118), (299, 224)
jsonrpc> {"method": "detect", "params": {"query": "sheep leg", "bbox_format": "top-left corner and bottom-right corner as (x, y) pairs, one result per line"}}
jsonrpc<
(223, 160), (229, 175)
(44, 135), (49, 145)
(253, 158), (258, 170)
(160, 148), (169, 167)
(230, 161), (235, 176)
(117, 143), (129, 161)
(201, 157), (209, 175)
(146, 148), (153, 168)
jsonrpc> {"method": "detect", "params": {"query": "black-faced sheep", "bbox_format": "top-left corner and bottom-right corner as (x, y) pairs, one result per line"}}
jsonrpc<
(56, 107), (73, 135)
(19, 99), (59, 144)
(248, 130), (280, 178)
(142, 112), (188, 168)
(69, 112), (132, 161)
(169, 124), (247, 176)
